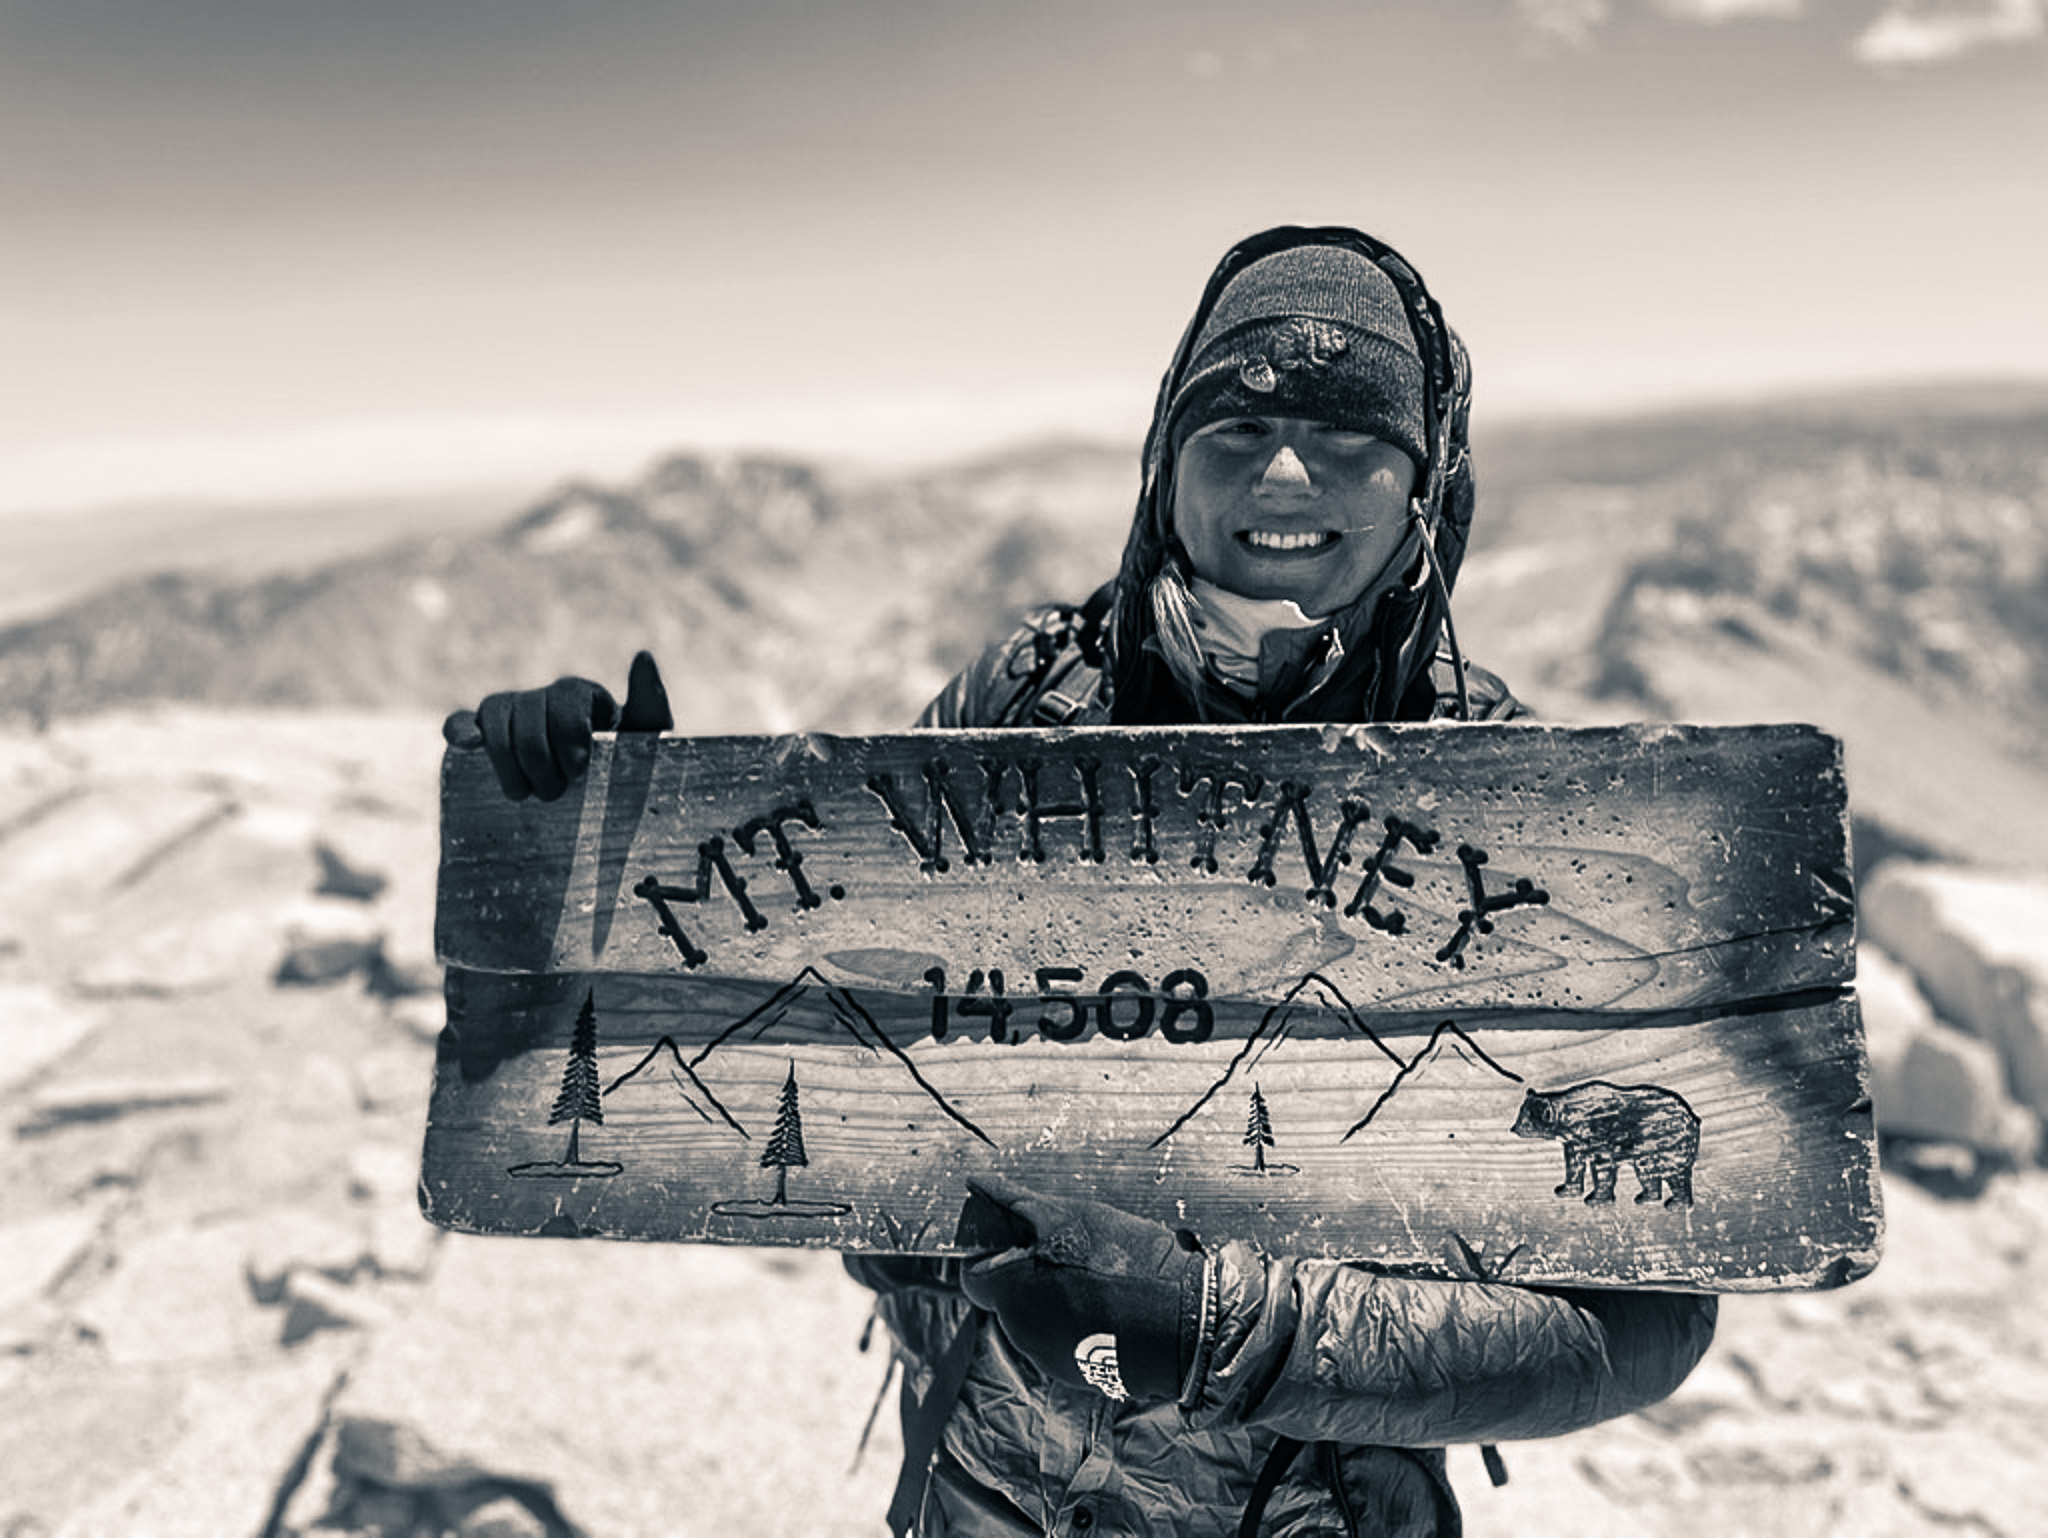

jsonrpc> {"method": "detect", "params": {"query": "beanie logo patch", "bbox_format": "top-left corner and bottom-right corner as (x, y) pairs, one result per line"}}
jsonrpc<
(1239, 318), (1350, 393)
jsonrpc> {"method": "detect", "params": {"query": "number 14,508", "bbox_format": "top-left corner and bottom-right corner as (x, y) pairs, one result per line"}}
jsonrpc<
(922, 965), (1214, 1045)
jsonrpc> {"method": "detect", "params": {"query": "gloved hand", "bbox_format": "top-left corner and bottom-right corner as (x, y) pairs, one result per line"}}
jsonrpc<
(442, 650), (672, 802)
(958, 1175), (1209, 1404)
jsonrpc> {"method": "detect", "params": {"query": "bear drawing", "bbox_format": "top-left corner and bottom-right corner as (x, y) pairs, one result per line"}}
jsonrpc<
(1511, 1081), (1700, 1208)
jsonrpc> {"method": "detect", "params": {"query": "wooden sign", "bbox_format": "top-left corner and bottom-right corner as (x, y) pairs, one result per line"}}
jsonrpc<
(422, 722), (1880, 1291)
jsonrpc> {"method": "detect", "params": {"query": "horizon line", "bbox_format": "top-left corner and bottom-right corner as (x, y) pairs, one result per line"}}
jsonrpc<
(7, 369), (2046, 521)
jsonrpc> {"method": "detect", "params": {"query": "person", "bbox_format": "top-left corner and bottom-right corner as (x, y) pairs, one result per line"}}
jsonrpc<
(454, 225), (1717, 1537)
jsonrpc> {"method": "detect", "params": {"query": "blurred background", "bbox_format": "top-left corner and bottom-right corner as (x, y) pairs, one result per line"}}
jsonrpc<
(3, 2), (2045, 1534)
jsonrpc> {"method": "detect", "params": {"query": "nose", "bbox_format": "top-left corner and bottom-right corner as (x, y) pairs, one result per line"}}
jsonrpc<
(1256, 445), (1317, 496)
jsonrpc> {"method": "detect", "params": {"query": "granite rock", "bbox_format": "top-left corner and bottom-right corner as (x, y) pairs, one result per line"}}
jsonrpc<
(1864, 864), (2048, 1123)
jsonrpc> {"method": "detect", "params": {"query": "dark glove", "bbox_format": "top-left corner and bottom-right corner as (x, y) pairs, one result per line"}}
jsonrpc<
(958, 1175), (1208, 1404)
(442, 650), (672, 802)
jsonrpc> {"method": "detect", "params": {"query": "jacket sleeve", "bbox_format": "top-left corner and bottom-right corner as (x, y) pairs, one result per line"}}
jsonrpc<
(1187, 1243), (1716, 1447)
(915, 647), (998, 729)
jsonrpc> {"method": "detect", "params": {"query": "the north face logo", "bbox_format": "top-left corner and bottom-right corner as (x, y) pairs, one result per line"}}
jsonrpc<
(1074, 1333), (1129, 1400)
(1239, 318), (1350, 392)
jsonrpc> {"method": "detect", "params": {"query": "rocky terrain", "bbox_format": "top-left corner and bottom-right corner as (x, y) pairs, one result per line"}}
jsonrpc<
(0, 444), (1135, 738)
(4, 386), (2047, 1535)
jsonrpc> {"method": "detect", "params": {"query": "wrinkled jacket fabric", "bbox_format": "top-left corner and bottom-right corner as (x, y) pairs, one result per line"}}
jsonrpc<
(853, 228), (1718, 1536)
(851, 1248), (1716, 1537)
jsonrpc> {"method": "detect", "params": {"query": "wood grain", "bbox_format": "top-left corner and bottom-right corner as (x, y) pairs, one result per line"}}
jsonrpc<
(436, 722), (1856, 1014)
(424, 722), (1879, 1289)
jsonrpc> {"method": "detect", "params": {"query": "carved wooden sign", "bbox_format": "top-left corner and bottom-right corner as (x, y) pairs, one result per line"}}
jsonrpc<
(422, 722), (1880, 1291)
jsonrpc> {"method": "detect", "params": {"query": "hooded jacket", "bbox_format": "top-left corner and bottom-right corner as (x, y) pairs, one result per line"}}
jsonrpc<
(923, 226), (1500, 734)
(856, 228), (1717, 1536)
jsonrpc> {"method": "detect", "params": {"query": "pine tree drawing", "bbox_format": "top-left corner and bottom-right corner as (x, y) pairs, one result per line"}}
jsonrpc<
(551, 989), (606, 1163)
(510, 988), (621, 1178)
(761, 1062), (810, 1205)
(1244, 1083), (1275, 1173)
(709, 1053), (847, 1221)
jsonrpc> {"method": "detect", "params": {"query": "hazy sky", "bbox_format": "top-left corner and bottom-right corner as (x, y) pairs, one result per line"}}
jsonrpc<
(4, 0), (2045, 511)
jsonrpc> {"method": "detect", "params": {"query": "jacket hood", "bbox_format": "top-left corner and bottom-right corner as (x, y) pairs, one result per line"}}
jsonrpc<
(1102, 226), (1478, 723)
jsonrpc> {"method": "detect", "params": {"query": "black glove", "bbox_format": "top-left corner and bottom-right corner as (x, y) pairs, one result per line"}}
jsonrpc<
(442, 650), (672, 802)
(958, 1175), (1208, 1404)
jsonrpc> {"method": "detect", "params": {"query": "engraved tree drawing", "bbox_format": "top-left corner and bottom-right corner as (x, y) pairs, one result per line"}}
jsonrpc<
(510, 988), (621, 1178)
(1244, 1083), (1275, 1173)
(551, 990), (606, 1163)
(761, 1062), (810, 1206)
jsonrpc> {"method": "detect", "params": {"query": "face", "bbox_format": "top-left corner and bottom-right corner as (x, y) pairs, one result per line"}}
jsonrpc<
(1171, 416), (1418, 615)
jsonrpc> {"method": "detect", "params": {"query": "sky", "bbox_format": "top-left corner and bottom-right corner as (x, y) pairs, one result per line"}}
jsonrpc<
(2, 0), (2045, 513)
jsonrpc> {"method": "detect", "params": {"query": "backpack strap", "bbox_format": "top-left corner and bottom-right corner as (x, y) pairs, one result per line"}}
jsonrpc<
(1236, 1435), (1306, 1538)
(1019, 585), (1113, 727)
(885, 1311), (984, 1537)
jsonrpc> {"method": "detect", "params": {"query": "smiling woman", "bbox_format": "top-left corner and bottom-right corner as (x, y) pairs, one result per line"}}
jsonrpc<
(1173, 416), (1416, 615)
(449, 222), (1724, 1538)
(828, 227), (1718, 1538)
(896, 228), (1512, 734)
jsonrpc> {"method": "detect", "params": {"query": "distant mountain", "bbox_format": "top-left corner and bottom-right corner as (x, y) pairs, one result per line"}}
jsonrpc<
(2, 386), (2043, 866)
(1454, 383), (2048, 871)
(0, 441), (1130, 735)
(0, 485), (524, 628)
(1465, 385), (2048, 748)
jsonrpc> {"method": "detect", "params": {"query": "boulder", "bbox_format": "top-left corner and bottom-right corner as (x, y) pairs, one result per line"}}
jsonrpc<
(314, 839), (389, 902)
(323, 1236), (899, 1536)
(347, 1141), (420, 1203)
(385, 991), (448, 1045)
(1864, 864), (2048, 1126)
(0, 784), (224, 915)
(47, 795), (322, 995)
(18, 1071), (232, 1135)
(70, 907), (279, 998)
(1860, 946), (2040, 1162)
(72, 1222), (283, 1367)
(274, 897), (386, 987)
(368, 1200), (441, 1282)
(367, 933), (442, 998)
(50, 1343), (354, 1538)
(276, 935), (384, 987)
(242, 1210), (369, 1305)
(458, 1494), (555, 1538)
(318, 810), (440, 997)
(279, 1415), (578, 1538)
(281, 1270), (393, 1345)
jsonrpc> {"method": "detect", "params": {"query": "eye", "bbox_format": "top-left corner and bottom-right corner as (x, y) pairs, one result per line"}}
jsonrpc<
(1315, 427), (1379, 453)
(1193, 418), (1270, 450)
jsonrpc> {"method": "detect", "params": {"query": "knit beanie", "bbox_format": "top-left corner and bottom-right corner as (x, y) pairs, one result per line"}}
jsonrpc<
(1165, 246), (1426, 467)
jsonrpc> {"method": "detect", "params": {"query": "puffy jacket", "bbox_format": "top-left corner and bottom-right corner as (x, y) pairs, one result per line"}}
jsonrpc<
(852, 228), (1718, 1536)
(850, 1247), (1715, 1537)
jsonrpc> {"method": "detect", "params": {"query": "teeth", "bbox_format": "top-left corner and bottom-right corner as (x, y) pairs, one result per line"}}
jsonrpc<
(1244, 530), (1335, 551)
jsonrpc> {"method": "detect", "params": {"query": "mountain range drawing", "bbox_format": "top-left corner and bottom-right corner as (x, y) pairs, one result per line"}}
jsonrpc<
(1149, 971), (1523, 1148)
(1338, 1018), (1525, 1141)
(602, 965), (995, 1147)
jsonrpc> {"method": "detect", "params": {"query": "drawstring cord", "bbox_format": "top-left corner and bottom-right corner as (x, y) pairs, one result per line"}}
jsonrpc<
(850, 1351), (899, 1473)
(1409, 499), (1471, 721)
